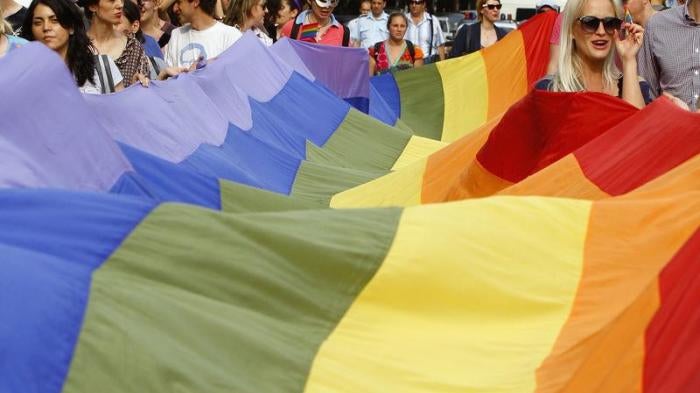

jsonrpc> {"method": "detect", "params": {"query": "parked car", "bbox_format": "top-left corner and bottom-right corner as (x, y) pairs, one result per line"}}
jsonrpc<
(436, 16), (452, 41)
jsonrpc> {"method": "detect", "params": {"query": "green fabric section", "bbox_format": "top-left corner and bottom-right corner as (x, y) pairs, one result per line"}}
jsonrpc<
(218, 179), (323, 213)
(63, 204), (402, 393)
(394, 64), (445, 140)
(291, 161), (387, 205)
(394, 118), (416, 134)
(306, 109), (412, 171)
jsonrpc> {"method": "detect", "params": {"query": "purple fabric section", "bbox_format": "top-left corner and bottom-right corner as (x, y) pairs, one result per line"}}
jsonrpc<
(83, 76), (229, 164)
(269, 39), (315, 81)
(206, 32), (294, 102)
(188, 72), (253, 129)
(274, 38), (369, 101)
(0, 43), (132, 191)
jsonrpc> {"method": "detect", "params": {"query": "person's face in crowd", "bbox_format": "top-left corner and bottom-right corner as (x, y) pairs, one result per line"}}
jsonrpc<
(275, 0), (298, 26)
(118, 12), (140, 33)
(370, 0), (384, 17)
(173, 0), (195, 24)
(31, 4), (71, 56)
(249, 0), (267, 26)
(408, 0), (424, 17)
(573, 0), (618, 63)
(480, 0), (501, 23)
(139, 0), (157, 22)
(359, 1), (370, 15)
(90, 0), (124, 24)
(310, 0), (336, 23)
(388, 15), (407, 41)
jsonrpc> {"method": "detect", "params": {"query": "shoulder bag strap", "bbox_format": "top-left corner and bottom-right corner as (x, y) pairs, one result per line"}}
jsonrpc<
(94, 55), (108, 94)
(428, 13), (433, 58)
(148, 56), (161, 76)
(406, 40), (415, 62)
(342, 24), (350, 47)
(101, 55), (115, 93)
(290, 20), (302, 40)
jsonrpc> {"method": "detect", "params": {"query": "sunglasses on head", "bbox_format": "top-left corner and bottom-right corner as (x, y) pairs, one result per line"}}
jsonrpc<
(482, 3), (502, 10)
(578, 16), (622, 34)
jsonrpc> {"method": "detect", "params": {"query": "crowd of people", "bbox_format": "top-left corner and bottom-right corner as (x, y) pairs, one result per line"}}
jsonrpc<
(1, 0), (698, 111)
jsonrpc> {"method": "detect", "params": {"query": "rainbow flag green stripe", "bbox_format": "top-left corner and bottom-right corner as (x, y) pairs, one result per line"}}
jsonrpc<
(218, 180), (324, 213)
(63, 204), (402, 392)
(394, 65), (446, 140)
(305, 109), (415, 170)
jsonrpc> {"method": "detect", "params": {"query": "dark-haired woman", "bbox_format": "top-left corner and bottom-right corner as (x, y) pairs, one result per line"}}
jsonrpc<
(450, 0), (507, 57)
(272, 0), (299, 41)
(119, 0), (167, 78)
(81, 0), (149, 87)
(121, 0), (161, 58)
(21, 0), (126, 93)
(369, 12), (423, 76)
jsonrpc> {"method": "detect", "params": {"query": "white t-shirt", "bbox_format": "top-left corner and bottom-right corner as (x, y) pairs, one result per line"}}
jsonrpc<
(80, 56), (124, 95)
(164, 21), (242, 68)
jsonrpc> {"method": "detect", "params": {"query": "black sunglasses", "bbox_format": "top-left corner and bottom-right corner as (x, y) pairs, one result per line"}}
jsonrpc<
(578, 16), (622, 34)
(482, 4), (502, 10)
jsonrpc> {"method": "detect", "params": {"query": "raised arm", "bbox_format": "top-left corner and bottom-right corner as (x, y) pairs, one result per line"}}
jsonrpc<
(615, 22), (645, 108)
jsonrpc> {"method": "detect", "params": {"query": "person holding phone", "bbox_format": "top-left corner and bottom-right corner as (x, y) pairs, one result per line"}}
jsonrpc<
(535, 0), (650, 108)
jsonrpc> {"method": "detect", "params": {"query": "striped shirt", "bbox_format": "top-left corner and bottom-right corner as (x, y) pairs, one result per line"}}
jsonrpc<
(405, 12), (445, 59)
(638, 3), (700, 110)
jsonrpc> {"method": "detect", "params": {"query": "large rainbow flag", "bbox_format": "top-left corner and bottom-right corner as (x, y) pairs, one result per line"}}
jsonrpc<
(1, 12), (698, 393)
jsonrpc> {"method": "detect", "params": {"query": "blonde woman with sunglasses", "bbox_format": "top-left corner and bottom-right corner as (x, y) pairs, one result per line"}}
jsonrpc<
(535, 0), (650, 108)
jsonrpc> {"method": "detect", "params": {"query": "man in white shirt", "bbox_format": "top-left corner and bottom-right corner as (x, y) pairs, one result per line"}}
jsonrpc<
(405, 0), (445, 63)
(354, 0), (389, 48)
(347, 0), (371, 44)
(165, 0), (242, 68)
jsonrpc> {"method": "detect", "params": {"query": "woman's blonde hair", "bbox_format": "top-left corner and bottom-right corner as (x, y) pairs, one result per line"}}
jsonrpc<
(224, 0), (263, 30)
(551, 0), (622, 92)
(1, 2), (14, 35)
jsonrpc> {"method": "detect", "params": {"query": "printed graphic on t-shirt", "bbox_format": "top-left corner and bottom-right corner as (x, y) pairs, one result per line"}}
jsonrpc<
(179, 43), (207, 68)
